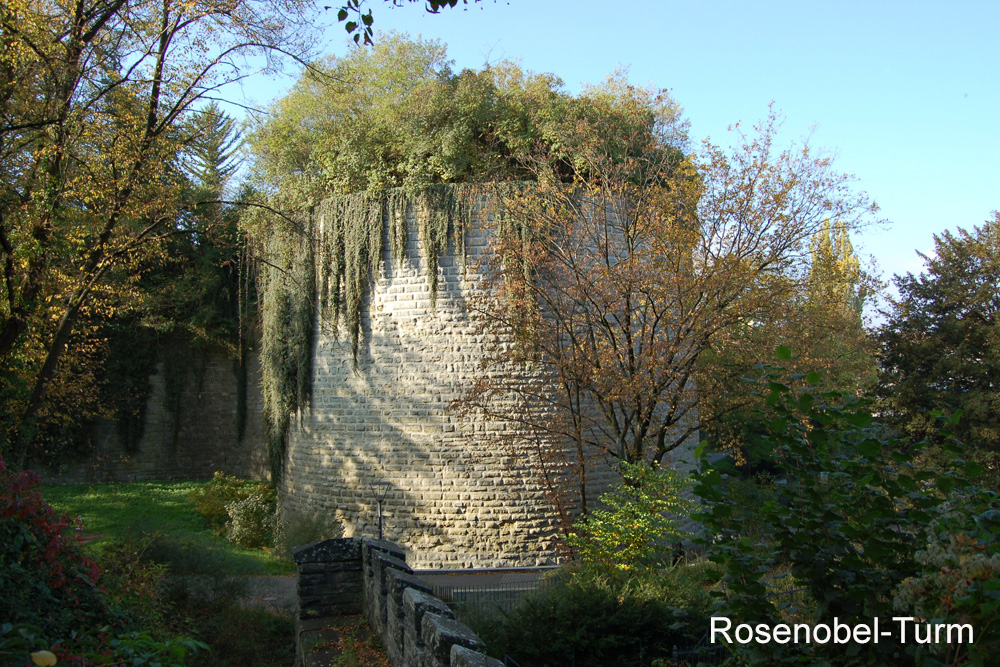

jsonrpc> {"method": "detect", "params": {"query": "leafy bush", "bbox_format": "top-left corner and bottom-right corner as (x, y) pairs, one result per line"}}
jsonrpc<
(0, 457), (113, 636)
(187, 472), (276, 541)
(226, 488), (277, 548)
(0, 457), (206, 666)
(566, 460), (693, 572)
(483, 566), (712, 667)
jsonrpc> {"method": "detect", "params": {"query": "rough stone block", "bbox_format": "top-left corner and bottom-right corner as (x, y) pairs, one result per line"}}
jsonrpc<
(373, 550), (412, 596)
(402, 587), (454, 665)
(450, 645), (504, 667)
(386, 568), (433, 606)
(421, 612), (485, 666)
(292, 537), (362, 565)
(364, 537), (407, 562)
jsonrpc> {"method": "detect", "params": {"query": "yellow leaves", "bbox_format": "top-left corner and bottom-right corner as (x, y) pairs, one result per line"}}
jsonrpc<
(30, 650), (57, 667)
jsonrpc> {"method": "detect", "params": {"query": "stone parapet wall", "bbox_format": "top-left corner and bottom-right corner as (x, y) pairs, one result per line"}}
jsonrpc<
(293, 537), (502, 667)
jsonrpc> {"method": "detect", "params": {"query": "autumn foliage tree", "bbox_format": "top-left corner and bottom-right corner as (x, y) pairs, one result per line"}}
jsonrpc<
(0, 0), (320, 465)
(462, 108), (879, 513)
(698, 218), (878, 465)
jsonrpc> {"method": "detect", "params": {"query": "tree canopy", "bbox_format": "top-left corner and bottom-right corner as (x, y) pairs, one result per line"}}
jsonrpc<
(879, 212), (1000, 453)
(246, 34), (688, 208)
(0, 0), (318, 465)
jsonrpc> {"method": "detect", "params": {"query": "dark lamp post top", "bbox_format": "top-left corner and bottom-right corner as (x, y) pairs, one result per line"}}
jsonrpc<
(368, 480), (392, 540)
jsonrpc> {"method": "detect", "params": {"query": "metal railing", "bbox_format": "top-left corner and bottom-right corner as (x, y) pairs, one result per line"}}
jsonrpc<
(429, 571), (562, 619)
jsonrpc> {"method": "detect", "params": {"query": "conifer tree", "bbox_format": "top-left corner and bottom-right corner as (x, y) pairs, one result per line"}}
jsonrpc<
(184, 103), (244, 198)
(879, 212), (1000, 453)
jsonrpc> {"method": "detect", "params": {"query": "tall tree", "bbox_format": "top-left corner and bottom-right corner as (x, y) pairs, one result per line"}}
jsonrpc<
(879, 212), (1000, 453)
(803, 218), (876, 390)
(460, 109), (879, 514)
(184, 103), (244, 199)
(0, 0), (319, 465)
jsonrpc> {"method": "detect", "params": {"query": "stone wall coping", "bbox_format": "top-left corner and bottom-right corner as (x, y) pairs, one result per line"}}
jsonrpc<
(362, 537), (407, 561)
(422, 613), (487, 663)
(293, 537), (362, 564)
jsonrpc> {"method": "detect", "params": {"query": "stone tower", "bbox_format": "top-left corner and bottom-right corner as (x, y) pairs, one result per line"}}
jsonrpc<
(277, 191), (698, 569)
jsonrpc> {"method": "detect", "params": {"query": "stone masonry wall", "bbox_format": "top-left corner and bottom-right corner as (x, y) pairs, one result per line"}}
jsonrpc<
(280, 200), (700, 569)
(293, 537), (502, 667)
(41, 345), (269, 484)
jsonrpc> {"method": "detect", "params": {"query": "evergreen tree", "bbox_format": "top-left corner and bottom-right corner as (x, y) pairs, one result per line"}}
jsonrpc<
(184, 102), (244, 198)
(879, 212), (1000, 453)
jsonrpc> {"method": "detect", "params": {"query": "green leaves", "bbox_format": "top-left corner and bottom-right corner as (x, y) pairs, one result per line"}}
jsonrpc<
(567, 461), (693, 572)
(878, 212), (1000, 455)
(694, 364), (997, 665)
(856, 438), (879, 458)
(335, 0), (480, 45)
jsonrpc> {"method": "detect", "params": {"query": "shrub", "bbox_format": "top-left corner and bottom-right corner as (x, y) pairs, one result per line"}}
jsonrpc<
(187, 472), (277, 550)
(484, 566), (712, 667)
(566, 460), (692, 573)
(0, 457), (113, 636)
(0, 456), (206, 666)
(226, 488), (277, 548)
(695, 353), (997, 666)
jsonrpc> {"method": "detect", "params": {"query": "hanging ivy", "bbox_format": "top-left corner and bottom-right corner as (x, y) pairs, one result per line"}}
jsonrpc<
(256, 212), (316, 480)
(252, 185), (478, 479)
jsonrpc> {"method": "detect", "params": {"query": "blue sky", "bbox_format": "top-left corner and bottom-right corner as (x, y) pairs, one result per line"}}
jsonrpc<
(238, 0), (999, 284)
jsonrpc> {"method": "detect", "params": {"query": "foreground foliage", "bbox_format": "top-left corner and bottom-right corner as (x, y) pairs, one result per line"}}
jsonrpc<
(696, 351), (1000, 666)
(0, 456), (208, 666)
(475, 565), (713, 667)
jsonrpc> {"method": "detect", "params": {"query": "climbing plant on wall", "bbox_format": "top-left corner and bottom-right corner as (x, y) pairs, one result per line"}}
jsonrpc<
(247, 186), (478, 478)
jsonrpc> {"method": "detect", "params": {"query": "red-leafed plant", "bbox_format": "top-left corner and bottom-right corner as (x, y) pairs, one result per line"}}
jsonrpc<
(0, 456), (117, 636)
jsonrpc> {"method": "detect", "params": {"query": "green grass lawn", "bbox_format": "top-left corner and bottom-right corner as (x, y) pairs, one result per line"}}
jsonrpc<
(43, 481), (295, 575)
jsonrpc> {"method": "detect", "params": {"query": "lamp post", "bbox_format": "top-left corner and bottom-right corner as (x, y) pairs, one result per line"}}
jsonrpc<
(368, 480), (391, 540)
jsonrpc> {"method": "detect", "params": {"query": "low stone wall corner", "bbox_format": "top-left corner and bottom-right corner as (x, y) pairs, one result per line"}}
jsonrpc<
(293, 537), (503, 667)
